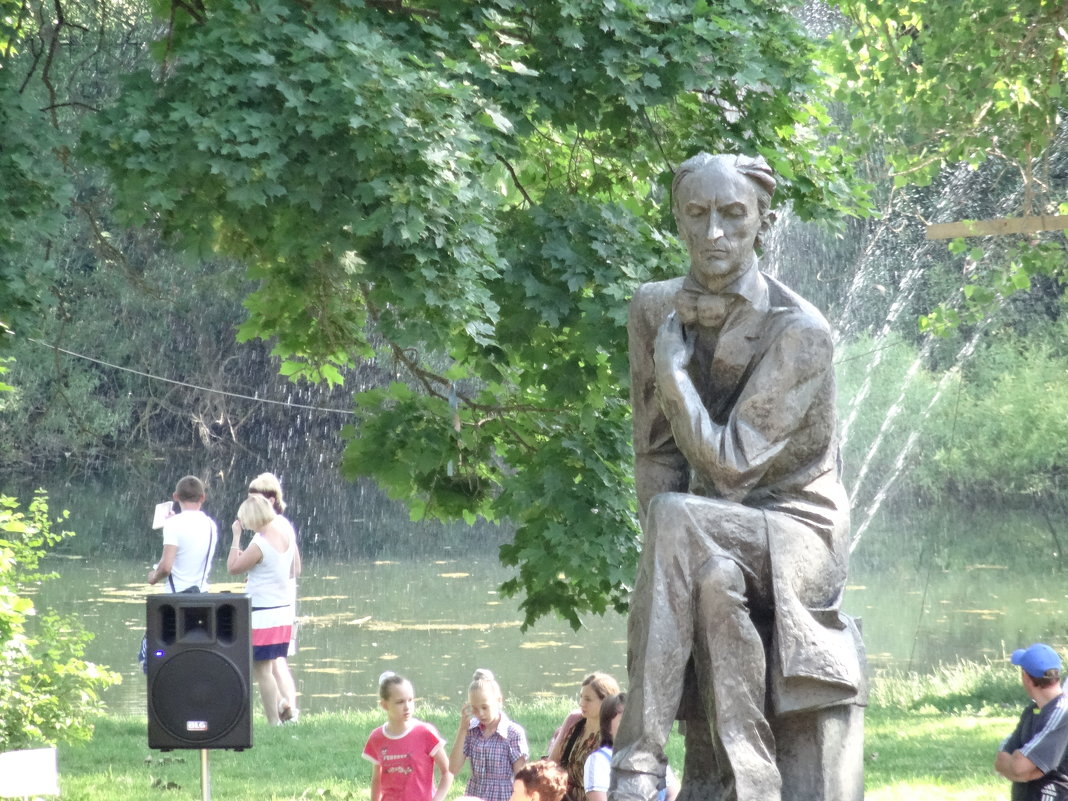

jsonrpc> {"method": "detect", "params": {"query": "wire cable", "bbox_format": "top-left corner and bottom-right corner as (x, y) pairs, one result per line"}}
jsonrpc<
(28, 337), (356, 416)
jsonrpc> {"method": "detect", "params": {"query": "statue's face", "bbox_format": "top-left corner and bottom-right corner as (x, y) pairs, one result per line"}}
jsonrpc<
(675, 160), (763, 291)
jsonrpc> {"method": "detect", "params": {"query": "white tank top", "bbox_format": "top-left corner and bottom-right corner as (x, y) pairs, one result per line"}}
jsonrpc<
(245, 530), (294, 607)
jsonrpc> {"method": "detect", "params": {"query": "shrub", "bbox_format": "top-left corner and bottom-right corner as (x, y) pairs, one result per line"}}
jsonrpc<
(0, 491), (121, 749)
(870, 658), (1021, 714)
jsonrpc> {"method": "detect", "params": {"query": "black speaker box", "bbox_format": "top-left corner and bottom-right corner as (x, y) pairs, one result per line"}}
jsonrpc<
(146, 593), (253, 750)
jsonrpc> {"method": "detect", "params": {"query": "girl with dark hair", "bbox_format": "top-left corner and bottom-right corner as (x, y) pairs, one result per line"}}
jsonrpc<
(582, 693), (678, 801)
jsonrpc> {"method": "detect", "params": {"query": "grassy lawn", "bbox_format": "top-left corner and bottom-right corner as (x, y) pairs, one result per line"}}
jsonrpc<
(864, 707), (1014, 801)
(48, 692), (1021, 801)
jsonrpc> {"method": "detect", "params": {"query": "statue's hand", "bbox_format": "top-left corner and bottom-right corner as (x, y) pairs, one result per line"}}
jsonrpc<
(654, 311), (694, 374)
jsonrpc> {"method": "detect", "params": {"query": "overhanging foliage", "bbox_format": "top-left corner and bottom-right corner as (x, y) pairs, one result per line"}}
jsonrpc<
(828, 0), (1068, 334)
(77, 0), (866, 627)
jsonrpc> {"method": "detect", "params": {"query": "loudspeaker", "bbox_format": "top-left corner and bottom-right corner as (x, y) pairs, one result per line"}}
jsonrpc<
(146, 593), (252, 750)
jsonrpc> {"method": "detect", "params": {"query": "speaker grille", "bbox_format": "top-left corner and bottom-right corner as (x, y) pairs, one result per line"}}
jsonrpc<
(216, 603), (236, 644)
(159, 605), (177, 644)
(149, 650), (247, 745)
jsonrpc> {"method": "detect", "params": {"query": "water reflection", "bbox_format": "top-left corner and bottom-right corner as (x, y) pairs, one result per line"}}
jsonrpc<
(846, 563), (1068, 676)
(33, 551), (1068, 719)
(16, 458), (1068, 715)
(35, 556), (629, 716)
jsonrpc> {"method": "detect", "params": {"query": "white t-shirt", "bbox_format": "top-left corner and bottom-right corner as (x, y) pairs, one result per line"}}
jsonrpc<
(584, 746), (613, 794)
(161, 509), (217, 591)
(584, 747), (675, 799)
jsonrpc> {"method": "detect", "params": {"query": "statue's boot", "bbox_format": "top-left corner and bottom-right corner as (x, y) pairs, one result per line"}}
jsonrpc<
(608, 769), (662, 801)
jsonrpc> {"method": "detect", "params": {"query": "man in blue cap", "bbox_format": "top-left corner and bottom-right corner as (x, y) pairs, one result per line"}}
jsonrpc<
(996, 642), (1068, 800)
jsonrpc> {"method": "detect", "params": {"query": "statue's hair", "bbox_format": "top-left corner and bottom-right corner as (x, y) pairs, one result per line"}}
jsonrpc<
(671, 152), (777, 216)
(671, 152), (777, 249)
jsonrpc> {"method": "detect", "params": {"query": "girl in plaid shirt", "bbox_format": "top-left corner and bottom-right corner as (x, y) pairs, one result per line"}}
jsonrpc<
(449, 669), (530, 801)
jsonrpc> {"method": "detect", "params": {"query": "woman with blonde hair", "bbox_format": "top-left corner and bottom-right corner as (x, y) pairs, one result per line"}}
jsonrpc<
(228, 492), (298, 725)
(247, 472), (302, 722)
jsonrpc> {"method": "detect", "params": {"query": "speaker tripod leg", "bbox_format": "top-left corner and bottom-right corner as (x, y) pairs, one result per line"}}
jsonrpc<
(201, 749), (211, 801)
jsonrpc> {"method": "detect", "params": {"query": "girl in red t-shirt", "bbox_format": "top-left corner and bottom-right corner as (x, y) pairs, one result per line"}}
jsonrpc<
(363, 672), (453, 801)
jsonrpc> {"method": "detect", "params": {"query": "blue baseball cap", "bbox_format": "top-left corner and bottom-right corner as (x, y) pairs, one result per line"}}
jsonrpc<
(1011, 643), (1062, 679)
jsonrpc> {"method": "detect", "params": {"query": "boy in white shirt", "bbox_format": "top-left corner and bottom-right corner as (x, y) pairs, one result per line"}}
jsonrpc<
(147, 475), (218, 592)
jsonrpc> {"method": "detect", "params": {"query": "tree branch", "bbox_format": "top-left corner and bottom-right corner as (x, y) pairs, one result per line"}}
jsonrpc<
(496, 154), (534, 207)
(41, 101), (101, 112)
(639, 108), (673, 174)
(358, 283), (571, 420)
(172, 0), (206, 24)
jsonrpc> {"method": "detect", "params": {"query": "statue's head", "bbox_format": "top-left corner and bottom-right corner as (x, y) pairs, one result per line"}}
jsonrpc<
(671, 153), (777, 290)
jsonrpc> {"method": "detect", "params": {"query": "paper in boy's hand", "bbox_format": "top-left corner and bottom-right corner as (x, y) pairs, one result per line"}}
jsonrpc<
(152, 501), (175, 530)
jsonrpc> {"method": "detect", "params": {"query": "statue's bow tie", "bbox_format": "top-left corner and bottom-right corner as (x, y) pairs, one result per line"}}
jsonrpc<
(674, 287), (734, 328)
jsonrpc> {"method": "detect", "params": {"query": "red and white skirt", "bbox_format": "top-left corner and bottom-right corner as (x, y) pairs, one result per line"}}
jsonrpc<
(251, 604), (293, 661)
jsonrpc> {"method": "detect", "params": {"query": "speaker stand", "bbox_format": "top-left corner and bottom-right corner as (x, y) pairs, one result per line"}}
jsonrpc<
(200, 749), (212, 801)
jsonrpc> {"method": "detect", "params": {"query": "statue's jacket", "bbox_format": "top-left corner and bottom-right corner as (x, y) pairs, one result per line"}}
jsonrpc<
(628, 267), (866, 714)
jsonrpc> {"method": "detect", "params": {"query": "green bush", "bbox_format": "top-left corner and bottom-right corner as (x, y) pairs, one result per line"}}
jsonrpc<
(839, 315), (1068, 508)
(0, 491), (121, 749)
(923, 324), (1068, 501)
(870, 659), (1021, 714)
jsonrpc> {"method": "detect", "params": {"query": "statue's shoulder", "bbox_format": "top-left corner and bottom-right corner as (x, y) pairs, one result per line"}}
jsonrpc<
(764, 273), (833, 336)
(630, 277), (683, 313)
(762, 274), (836, 363)
(628, 278), (682, 338)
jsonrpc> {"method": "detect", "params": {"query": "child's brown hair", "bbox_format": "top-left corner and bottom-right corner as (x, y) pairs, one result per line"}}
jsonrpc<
(174, 475), (205, 503)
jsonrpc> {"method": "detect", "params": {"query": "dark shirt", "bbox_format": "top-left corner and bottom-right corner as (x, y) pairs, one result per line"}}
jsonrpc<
(1003, 694), (1068, 801)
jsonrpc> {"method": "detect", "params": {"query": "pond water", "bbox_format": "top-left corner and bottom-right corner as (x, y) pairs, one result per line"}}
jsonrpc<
(34, 555), (629, 716)
(31, 550), (1068, 717)
(12, 458), (1068, 715)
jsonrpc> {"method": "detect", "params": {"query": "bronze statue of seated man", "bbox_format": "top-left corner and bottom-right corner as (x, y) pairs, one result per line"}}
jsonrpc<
(610, 153), (864, 801)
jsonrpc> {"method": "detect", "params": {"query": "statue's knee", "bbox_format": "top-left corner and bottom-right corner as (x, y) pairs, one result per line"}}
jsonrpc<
(647, 493), (690, 546)
(697, 556), (746, 601)
(648, 492), (686, 521)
